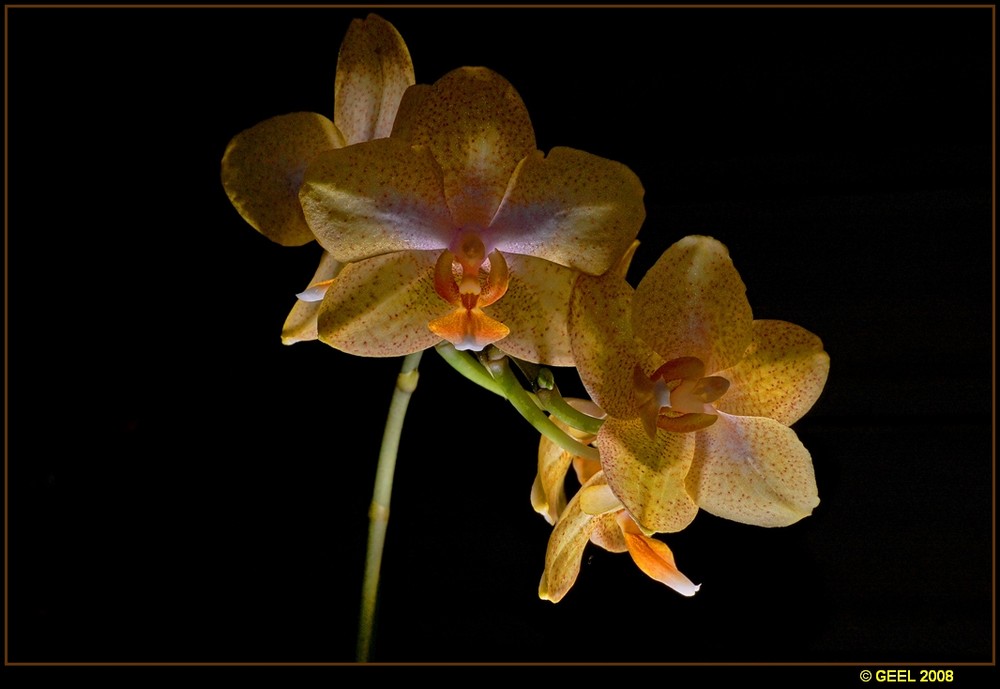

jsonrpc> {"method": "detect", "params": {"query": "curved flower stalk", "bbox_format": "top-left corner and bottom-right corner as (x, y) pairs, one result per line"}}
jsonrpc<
(532, 408), (699, 603)
(220, 14), (415, 343)
(569, 235), (830, 532)
(298, 67), (646, 363)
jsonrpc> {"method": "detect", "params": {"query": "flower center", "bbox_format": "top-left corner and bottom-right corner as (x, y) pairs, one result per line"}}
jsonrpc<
(635, 357), (730, 435)
(428, 229), (511, 351)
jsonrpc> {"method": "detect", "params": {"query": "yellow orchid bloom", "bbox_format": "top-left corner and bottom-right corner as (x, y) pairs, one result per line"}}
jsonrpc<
(569, 235), (830, 532)
(532, 402), (699, 603)
(220, 14), (415, 344)
(298, 66), (646, 363)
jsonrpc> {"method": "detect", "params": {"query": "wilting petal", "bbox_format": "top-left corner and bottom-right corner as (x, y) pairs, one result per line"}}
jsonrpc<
(596, 417), (699, 534)
(489, 147), (645, 275)
(633, 236), (753, 375)
(569, 268), (643, 418)
(533, 411), (597, 525)
(334, 14), (414, 145)
(485, 254), (577, 366)
(397, 67), (536, 228)
(281, 251), (344, 344)
(317, 250), (450, 356)
(715, 319), (830, 426)
(617, 513), (700, 597)
(686, 412), (820, 527)
(222, 112), (345, 246)
(539, 472), (610, 603)
(300, 138), (454, 262)
(588, 510), (628, 553)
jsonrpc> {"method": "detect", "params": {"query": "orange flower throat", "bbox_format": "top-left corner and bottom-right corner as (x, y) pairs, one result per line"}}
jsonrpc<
(636, 356), (730, 437)
(428, 230), (511, 351)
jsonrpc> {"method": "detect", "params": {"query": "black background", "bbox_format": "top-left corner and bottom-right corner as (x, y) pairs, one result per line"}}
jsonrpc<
(6, 5), (994, 672)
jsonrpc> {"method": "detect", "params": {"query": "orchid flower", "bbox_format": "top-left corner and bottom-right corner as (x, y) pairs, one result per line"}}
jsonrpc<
(533, 413), (699, 603)
(569, 235), (830, 532)
(297, 66), (646, 363)
(220, 14), (415, 344)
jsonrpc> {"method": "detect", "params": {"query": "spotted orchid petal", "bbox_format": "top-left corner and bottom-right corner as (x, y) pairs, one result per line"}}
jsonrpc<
(316, 250), (451, 357)
(300, 137), (454, 263)
(588, 510), (628, 553)
(569, 245), (648, 418)
(222, 112), (345, 246)
(484, 254), (578, 365)
(392, 67), (536, 228)
(596, 416), (699, 534)
(616, 513), (700, 597)
(489, 147), (646, 275)
(633, 235), (753, 375)
(539, 472), (621, 603)
(715, 319), (830, 425)
(686, 412), (820, 527)
(281, 251), (344, 344)
(532, 403), (599, 525)
(334, 14), (414, 145)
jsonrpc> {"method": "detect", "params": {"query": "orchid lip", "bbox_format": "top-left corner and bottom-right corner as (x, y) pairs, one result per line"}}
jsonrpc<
(430, 229), (511, 350)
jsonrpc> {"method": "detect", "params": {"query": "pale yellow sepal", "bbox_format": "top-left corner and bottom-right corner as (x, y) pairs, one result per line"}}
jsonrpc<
(222, 113), (344, 246)
(335, 14), (415, 145)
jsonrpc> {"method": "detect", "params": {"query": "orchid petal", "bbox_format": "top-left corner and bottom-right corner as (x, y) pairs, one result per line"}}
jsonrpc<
(316, 250), (450, 357)
(281, 251), (344, 344)
(715, 320), (830, 426)
(588, 510), (628, 553)
(686, 412), (820, 527)
(572, 455), (602, 486)
(222, 112), (344, 246)
(569, 269), (643, 418)
(300, 137), (454, 262)
(388, 83), (431, 142)
(396, 67), (536, 228)
(334, 14), (415, 145)
(489, 147), (645, 275)
(539, 472), (611, 603)
(532, 445), (571, 525)
(617, 513), (700, 597)
(633, 236), (753, 374)
(533, 409), (598, 525)
(579, 483), (623, 516)
(596, 417), (699, 534)
(485, 254), (577, 366)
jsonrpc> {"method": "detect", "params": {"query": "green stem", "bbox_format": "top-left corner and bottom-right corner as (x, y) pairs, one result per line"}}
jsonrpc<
(434, 342), (505, 397)
(537, 388), (605, 435)
(357, 350), (423, 663)
(483, 355), (600, 462)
